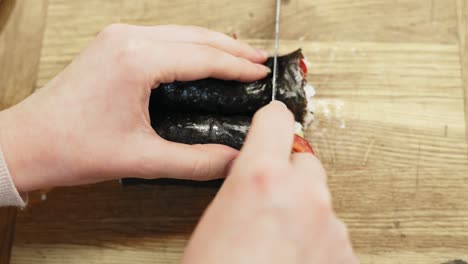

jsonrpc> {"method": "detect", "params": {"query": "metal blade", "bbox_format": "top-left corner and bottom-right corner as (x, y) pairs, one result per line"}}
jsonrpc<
(271, 0), (281, 101)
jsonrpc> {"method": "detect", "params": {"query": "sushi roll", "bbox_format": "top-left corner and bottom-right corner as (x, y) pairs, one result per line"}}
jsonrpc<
(121, 49), (316, 186)
(150, 49), (315, 127)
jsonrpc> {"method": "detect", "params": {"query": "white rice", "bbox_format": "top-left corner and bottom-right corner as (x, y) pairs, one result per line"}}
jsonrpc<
(294, 122), (304, 137)
(301, 83), (316, 128)
(301, 56), (316, 129)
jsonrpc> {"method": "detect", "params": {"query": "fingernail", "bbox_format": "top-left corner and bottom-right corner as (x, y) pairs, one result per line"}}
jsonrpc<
(270, 100), (287, 109)
(259, 64), (271, 73)
(256, 48), (269, 58)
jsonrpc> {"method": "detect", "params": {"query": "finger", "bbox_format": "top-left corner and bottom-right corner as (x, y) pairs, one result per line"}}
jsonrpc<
(133, 137), (239, 180)
(139, 42), (270, 83)
(332, 218), (359, 264)
(291, 153), (327, 183)
(136, 25), (268, 63)
(338, 243), (360, 264)
(238, 101), (295, 165)
(346, 253), (361, 264)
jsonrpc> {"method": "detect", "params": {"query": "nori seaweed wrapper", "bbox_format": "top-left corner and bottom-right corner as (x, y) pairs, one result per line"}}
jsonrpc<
(120, 178), (224, 188)
(152, 113), (251, 150)
(150, 49), (309, 124)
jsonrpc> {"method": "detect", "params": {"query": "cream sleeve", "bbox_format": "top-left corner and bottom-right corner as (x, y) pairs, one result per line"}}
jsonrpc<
(0, 147), (26, 207)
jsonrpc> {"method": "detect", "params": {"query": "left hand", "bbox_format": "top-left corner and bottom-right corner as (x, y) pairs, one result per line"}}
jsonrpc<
(0, 24), (270, 192)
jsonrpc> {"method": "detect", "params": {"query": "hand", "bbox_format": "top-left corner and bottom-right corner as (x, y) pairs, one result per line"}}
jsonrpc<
(0, 24), (271, 192)
(182, 102), (359, 264)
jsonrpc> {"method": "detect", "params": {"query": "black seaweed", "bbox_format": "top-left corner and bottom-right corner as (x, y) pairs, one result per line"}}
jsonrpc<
(150, 49), (308, 123)
(121, 178), (224, 188)
(441, 260), (468, 264)
(153, 113), (251, 150)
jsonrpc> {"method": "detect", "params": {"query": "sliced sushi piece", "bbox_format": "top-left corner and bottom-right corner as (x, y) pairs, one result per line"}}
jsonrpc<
(152, 113), (251, 150)
(152, 113), (314, 154)
(120, 177), (224, 187)
(121, 115), (314, 187)
(150, 49), (314, 126)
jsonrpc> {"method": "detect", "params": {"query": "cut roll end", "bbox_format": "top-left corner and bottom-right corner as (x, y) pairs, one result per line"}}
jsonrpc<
(299, 52), (315, 128)
(302, 83), (316, 127)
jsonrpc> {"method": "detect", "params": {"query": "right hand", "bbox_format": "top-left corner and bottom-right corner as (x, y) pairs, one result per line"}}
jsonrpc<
(182, 101), (359, 264)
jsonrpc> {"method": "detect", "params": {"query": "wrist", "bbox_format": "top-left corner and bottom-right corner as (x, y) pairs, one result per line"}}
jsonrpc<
(0, 108), (27, 192)
(0, 106), (50, 192)
(0, 144), (28, 207)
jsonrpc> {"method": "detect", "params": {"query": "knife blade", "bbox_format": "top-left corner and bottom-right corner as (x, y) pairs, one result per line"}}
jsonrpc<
(271, 0), (281, 101)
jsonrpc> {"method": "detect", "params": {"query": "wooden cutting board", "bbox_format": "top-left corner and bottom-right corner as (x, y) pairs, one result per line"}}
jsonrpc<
(1, 0), (468, 263)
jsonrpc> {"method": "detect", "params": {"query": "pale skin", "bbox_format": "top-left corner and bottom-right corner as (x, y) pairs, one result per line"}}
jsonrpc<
(0, 24), (358, 263)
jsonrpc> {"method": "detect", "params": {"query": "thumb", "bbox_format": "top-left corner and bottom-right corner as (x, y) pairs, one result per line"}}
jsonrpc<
(130, 135), (239, 181)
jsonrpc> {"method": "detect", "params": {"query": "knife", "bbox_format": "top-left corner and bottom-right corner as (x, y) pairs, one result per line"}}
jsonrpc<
(271, 0), (281, 101)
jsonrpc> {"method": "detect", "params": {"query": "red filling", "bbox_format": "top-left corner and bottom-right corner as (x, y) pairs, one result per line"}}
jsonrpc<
(300, 59), (308, 75)
(292, 134), (316, 155)
(292, 57), (313, 155)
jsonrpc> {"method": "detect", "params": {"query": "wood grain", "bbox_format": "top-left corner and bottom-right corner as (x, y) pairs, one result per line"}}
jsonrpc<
(0, 0), (48, 109)
(0, 1), (48, 263)
(0, 207), (16, 264)
(457, 0), (468, 144)
(10, 168), (468, 263)
(4, 0), (468, 263)
(35, 0), (459, 87)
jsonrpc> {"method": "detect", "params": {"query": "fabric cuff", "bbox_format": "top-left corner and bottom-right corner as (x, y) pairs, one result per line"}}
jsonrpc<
(0, 147), (27, 207)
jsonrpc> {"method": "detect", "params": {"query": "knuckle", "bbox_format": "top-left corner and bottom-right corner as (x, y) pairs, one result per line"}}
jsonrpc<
(98, 24), (144, 74)
(114, 39), (147, 74)
(244, 162), (284, 195)
(251, 161), (282, 181)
